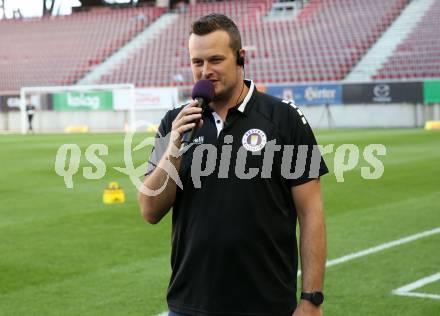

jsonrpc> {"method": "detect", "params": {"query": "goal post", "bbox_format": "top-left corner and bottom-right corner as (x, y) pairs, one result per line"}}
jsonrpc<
(20, 83), (136, 134)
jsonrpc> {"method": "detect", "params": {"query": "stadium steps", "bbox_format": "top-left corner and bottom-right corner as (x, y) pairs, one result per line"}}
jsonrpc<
(344, 0), (435, 82)
(0, 6), (164, 91)
(90, 0), (407, 86)
(373, 0), (440, 80)
(77, 13), (179, 85)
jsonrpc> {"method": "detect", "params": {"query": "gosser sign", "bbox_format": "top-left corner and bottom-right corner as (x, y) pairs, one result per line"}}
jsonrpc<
(266, 84), (342, 105)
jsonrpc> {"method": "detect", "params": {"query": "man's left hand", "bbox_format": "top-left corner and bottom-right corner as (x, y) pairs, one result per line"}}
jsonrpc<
(292, 300), (322, 316)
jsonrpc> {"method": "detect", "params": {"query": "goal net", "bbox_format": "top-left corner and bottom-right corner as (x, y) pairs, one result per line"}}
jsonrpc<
(19, 84), (135, 134)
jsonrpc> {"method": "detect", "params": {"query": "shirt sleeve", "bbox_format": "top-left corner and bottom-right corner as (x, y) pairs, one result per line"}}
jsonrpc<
(145, 111), (173, 176)
(284, 101), (329, 187)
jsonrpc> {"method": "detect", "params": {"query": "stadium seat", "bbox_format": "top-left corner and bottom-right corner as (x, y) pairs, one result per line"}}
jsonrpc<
(0, 6), (165, 91)
(95, 0), (407, 86)
(373, 0), (440, 80)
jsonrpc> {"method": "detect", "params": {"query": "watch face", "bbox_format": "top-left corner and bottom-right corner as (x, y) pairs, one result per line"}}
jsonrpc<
(312, 292), (324, 305)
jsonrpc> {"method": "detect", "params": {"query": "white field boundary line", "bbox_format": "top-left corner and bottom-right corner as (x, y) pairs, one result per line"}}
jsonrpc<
(296, 226), (440, 276)
(392, 272), (440, 300)
(325, 226), (440, 268)
(156, 227), (440, 315)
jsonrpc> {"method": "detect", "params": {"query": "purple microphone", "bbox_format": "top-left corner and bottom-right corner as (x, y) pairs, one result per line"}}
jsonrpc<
(181, 80), (215, 147)
(191, 79), (215, 104)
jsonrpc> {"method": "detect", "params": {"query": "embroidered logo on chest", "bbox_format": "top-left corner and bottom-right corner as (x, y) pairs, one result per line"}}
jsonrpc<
(242, 129), (267, 152)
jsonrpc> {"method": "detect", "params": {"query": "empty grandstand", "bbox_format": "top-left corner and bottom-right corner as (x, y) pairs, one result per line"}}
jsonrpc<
(0, 5), (165, 91)
(89, 0), (408, 86)
(1, 0), (440, 132)
(373, 0), (440, 80)
(2, 0), (440, 90)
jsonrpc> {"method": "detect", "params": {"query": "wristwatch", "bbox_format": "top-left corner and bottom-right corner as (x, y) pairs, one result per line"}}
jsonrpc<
(300, 292), (324, 306)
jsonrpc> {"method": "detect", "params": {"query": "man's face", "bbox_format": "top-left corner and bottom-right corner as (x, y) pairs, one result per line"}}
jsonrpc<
(188, 30), (241, 102)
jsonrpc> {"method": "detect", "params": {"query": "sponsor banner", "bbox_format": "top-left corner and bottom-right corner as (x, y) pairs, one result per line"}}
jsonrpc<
(293, 84), (342, 105)
(53, 91), (113, 111)
(256, 84), (267, 93)
(343, 82), (423, 104)
(113, 87), (179, 110)
(135, 87), (178, 110)
(0, 96), (6, 112)
(266, 84), (342, 105)
(424, 80), (440, 104)
(0, 95), (20, 112)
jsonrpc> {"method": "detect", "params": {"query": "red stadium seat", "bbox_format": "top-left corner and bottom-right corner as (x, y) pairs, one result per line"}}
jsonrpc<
(375, 0), (440, 80)
(0, 6), (166, 90)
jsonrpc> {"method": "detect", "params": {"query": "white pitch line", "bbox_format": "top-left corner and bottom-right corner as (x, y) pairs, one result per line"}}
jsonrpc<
(326, 227), (440, 268)
(393, 273), (440, 293)
(157, 226), (440, 315)
(392, 292), (440, 300)
(392, 273), (440, 300)
(296, 226), (440, 276)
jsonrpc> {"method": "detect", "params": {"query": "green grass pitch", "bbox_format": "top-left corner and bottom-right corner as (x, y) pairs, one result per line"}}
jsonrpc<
(0, 129), (439, 315)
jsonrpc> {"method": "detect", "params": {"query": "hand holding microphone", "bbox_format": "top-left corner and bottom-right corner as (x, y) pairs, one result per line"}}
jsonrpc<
(179, 80), (215, 149)
(166, 80), (215, 157)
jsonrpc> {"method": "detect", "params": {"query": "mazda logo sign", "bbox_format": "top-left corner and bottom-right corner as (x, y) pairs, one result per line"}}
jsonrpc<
(373, 84), (390, 97)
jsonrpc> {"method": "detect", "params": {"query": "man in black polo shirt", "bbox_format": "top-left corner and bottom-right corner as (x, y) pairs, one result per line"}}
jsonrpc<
(138, 14), (328, 316)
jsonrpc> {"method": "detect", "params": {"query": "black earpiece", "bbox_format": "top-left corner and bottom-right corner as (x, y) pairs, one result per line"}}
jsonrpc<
(236, 50), (245, 66)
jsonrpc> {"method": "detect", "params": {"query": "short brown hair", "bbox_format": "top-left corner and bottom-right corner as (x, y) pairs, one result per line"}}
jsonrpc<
(190, 13), (242, 53)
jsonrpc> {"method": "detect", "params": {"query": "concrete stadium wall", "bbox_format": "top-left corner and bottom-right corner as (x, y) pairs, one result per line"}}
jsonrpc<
(302, 104), (428, 129)
(1, 104), (438, 133)
(0, 108), (169, 133)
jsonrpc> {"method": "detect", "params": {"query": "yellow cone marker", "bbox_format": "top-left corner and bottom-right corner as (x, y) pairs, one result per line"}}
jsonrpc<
(425, 121), (440, 130)
(103, 181), (125, 204)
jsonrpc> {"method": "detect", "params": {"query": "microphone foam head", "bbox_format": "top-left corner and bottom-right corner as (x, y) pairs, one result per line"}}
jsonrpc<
(192, 79), (215, 103)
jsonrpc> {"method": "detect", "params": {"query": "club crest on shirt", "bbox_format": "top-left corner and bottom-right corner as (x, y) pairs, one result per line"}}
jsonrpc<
(242, 129), (267, 152)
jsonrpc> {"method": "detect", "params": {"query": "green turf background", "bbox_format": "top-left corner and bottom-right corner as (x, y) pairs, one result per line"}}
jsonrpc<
(0, 129), (439, 315)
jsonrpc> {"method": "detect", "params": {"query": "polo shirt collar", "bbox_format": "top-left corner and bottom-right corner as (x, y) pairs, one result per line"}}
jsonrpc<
(237, 79), (255, 113)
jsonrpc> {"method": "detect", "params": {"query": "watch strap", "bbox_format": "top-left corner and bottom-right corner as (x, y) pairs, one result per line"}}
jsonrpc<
(300, 291), (324, 306)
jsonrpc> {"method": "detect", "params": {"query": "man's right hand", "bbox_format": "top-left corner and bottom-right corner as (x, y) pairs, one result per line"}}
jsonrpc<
(292, 300), (322, 316)
(138, 100), (205, 224)
(168, 100), (203, 155)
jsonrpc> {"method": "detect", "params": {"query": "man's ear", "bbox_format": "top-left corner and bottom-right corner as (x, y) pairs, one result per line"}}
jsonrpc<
(236, 49), (245, 67)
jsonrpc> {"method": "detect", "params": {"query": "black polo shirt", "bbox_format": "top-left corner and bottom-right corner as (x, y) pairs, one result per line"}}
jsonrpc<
(147, 80), (328, 316)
